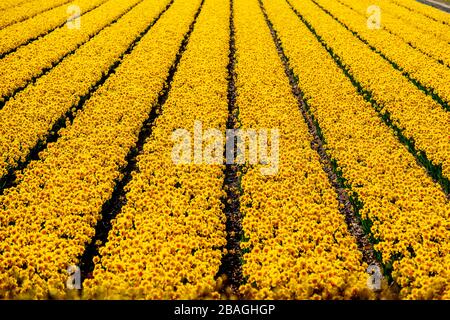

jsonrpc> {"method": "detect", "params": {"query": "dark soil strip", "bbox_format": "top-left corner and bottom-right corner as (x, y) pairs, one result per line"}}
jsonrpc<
(286, 0), (449, 198)
(0, 0), (144, 109)
(0, 0), (105, 60)
(0, 0), (75, 30)
(79, 0), (205, 284)
(335, 0), (450, 69)
(0, 0), (175, 197)
(311, 0), (450, 111)
(216, 0), (243, 298)
(259, 0), (386, 290)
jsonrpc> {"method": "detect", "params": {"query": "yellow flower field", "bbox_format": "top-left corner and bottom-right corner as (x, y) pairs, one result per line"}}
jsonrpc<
(0, 0), (449, 300)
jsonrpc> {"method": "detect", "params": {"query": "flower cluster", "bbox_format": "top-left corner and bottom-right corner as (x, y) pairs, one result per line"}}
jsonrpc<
(338, 0), (450, 69)
(234, 0), (372, 300)
(0, 0), (73, 29)
(0, 0), (141, 101)
(315, 0), (450, 107)
(289, 0), (450, 178)
(0, 0), (108, 56)
(0, 0), (170, 180)
(0, 0), (190, 299)
(83, 0), (229, 299)
(264, 0), (450, 299)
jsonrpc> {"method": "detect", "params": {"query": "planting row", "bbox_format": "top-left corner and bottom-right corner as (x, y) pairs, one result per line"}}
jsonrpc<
(313, 0), (450, 109)
(0, 0), (34, 11)
(288, 0), (450, 179)
(0, 0), (142, 102)
(0, 0), (171, 180)
(388, 0), (450, 25)
(337, 0), (450, 69)
(0, 0), (108, 56)
(235, 0), (371, 300)
(83, 0), (229, 299)
(263, 0), (450, 299)
(0, 0), (72, 29)
(0, 0), (200, 299)
(378, 0), (450, 42)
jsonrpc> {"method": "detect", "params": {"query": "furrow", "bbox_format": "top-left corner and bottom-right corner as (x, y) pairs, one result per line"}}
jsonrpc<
(0, 0), (173, 190)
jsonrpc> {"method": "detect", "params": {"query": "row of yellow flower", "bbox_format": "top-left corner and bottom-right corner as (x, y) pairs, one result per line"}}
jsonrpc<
(338, 0), (450, 69)
(0, 0), (169, 181)
(373, 0), (450, 42)
(0, 0), (108, 56)
(388, 0), (450, 25)
(289, 0), (450, 179)
(313, 0), (450, 109)
(235, 0), (372, 300)
(263, 0), (450, 299)
(0, 0), (142, 102)
(83, 0), (229, 299)
(0, 0), (72, 29)
(0, 0), (30, 11)
(0, 0), (199, 299)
